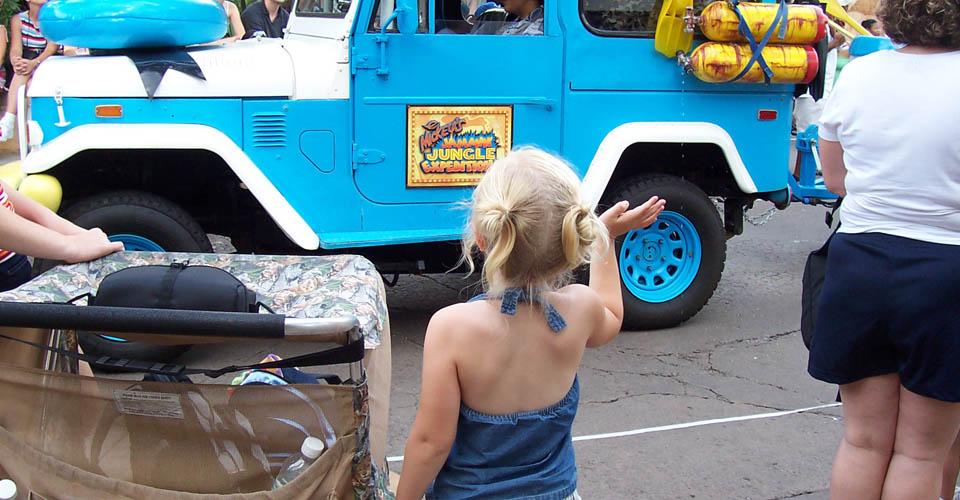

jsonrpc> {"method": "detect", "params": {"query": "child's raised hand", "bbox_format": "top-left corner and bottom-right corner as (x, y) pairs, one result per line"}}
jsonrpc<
(599, 196), (666, 239)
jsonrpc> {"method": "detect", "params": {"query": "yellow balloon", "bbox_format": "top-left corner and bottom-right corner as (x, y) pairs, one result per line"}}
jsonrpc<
(0, 160), (24, 190)
(19, 174), (63, 212)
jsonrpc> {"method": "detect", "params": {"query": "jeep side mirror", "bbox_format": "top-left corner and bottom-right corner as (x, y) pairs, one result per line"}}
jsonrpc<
(393, 0), (418, 34)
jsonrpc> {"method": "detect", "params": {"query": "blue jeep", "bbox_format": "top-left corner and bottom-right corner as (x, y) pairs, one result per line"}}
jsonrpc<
(20, 0), (798, 358)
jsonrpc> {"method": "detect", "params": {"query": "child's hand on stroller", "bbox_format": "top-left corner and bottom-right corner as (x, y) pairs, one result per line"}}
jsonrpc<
(62, 228), (125, 263)
(599, 196), (666, 239)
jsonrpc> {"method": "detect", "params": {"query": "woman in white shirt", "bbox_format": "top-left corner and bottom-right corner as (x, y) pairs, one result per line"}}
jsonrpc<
(807, 0), (960, 498)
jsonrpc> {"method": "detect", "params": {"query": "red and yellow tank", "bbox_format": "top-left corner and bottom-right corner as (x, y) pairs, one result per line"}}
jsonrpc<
(699, 1), (827, 45)
(687, 42), (819, 83)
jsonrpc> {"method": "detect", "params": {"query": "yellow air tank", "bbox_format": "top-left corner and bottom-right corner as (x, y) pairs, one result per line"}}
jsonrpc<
(687, 42), (819, 84)
(699, 1), (827, 45)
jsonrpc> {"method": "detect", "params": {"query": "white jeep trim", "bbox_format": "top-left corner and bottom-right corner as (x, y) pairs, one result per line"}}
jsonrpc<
(580, 122), (758, 207)
(21, 123), (321, 250)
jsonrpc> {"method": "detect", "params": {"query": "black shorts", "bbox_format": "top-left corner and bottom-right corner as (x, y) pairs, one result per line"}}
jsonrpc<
(807, 232), (960, 402)
(0, 254), (32, 292)
(21, 47), (43, 61)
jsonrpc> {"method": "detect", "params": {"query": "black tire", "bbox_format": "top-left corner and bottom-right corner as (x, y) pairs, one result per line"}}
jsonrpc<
(40, 191), (212, 363)
(606, 175), (725, 330)
(35, 191), (212, 274)
(63, 191), (213, 253)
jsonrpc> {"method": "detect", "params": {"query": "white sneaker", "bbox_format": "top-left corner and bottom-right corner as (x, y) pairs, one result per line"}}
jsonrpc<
(0, 117), (13, 142)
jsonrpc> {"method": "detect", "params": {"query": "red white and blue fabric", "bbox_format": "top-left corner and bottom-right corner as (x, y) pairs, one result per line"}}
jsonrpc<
(19, 11), (47, 52)
(0, 184), (16, 263)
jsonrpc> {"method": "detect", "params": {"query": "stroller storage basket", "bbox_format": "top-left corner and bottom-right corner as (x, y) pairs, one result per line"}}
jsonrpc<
(0, 302), (379, 499)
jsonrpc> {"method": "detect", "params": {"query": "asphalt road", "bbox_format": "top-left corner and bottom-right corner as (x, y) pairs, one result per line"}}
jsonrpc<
(384, 202), (842, 500)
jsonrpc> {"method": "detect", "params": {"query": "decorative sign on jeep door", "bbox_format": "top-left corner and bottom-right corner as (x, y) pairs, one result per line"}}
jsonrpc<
(407, 106), (512, 187)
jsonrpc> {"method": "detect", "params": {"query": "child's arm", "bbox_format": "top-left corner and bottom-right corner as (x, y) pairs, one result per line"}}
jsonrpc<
(5, 181), (86, 236)
(587, 196), (665, 347)
(0, 180), (123, 262)
(0, 207), (123, 263)
(397, 309), (462, 500)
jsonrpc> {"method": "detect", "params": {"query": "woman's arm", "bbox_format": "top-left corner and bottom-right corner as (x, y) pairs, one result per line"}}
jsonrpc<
(819, 138), (847, 197)
(227, 3), (246, 42)
(8, 14), (22, 61)
(0, 26), (8, 71)
(202, 3), (246, 44)
(586, 196), (665, 347)
(396, 309), (462, 500)
(27, 41), (59, 74)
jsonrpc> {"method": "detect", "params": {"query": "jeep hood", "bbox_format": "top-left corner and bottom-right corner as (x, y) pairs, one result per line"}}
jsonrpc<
(29, 40), (295, 99)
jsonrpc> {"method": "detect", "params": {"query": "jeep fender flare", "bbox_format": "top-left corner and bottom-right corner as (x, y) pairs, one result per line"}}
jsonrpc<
(579, 122), (759, 207)
(21, 123), (321, 250)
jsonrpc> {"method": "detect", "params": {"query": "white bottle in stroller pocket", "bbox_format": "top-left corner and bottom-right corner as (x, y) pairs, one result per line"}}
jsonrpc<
(272, 436), (326, 489)
(0, 479), (21, 500)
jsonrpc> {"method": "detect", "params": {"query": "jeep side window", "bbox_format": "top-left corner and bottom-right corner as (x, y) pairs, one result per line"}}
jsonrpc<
(367, 0), (429, 31)
(297, 0), (351, 16)
(469, 0), (544, 35)
(580, 0), (708, 36)
(436, 0), (472, 33)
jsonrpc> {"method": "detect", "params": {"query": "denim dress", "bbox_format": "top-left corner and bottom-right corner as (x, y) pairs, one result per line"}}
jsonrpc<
(426, 288), (578, 500)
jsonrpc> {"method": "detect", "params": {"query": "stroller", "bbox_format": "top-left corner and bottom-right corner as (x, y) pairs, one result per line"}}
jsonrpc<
(0, 252), (393, 500)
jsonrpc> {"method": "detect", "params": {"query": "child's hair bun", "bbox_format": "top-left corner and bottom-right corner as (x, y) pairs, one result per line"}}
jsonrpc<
(461, 147), (609, 294)
(561, 204), (601, 268)
(476, 202), (518, 275)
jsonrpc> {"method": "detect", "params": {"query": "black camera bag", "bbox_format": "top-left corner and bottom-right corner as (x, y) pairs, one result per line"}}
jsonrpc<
(90, 263), (258, 313)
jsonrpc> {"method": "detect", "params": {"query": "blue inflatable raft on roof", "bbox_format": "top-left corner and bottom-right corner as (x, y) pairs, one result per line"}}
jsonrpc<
(39, 0), (228, 49)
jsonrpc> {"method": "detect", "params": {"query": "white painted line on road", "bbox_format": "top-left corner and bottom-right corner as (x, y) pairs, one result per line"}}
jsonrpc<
(569, 402), (841, 442)
(385, 402), (841, 463)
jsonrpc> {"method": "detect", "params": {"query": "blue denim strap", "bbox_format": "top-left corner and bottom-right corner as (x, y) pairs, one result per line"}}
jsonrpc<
(498, 287), (567, 332)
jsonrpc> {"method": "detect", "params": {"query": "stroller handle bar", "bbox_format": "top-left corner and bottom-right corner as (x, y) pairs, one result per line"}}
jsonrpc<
(285, 316), (362, 345)
(0, 302), (363, 345)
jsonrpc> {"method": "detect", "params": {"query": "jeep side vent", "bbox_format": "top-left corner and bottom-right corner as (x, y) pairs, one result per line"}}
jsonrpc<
(251, 112), (287, 148)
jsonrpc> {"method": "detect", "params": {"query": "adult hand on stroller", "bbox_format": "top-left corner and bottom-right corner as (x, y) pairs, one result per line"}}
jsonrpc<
(599, 196), (666, 239)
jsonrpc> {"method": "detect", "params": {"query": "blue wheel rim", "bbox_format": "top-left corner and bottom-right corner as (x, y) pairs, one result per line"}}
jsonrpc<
(99, 234), (164, 342)
(618, 211), (702, 303)
(108, 233), (165, 252)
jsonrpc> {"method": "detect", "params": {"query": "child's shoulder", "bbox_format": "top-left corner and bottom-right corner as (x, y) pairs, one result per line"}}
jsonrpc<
(428, 300), (492, 330)
(553, 283), (601, 305)
(424, 300), (498, 348)
(550, 283), (603, 318)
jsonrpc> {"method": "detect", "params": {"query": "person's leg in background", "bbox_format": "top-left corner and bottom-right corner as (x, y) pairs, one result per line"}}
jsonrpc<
(0, 72), (28, 139)
(940, 432), (960, 500)
(882, 387), (960, 499)
(830, 373), (900, 500)
(0, 26), (8, 92)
